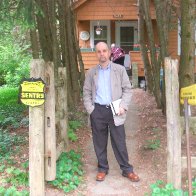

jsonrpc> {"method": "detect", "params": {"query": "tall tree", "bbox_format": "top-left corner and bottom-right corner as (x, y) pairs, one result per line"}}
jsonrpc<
(153, 0), (173, 114)
(141, 0), (162, 108)
(0, 0), (84, 108)
(179, 0), (195, 89)
(138, 0), (154, 93)
(65, 0), (81, 107)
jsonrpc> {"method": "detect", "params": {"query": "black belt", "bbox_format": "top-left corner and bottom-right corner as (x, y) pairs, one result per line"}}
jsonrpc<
(95, 103), (111, 108)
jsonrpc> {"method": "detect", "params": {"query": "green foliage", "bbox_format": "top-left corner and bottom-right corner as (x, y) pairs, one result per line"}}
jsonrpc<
(0, 129), (25, 160)
(0, 186), (29, 196)
(68, 129), (78, 142)
(0, 163), (29, 195)
(0, 87), (19, 105)
(0, 18), (31, 86)
(68, 120), (81, 142)
(69, 120), (82, 130)
(145, 180), (196, 196)
(0, 87), (27, 128)
(144, 139), (160, 150)
(0, 87), (27, 160)
(5, 166), (28, 186)
(49, 150), (83, 193)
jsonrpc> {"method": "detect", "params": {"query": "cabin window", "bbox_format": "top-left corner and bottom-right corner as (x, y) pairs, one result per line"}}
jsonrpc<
(90, 21), (111, 48)
(115, 21), (138, 53)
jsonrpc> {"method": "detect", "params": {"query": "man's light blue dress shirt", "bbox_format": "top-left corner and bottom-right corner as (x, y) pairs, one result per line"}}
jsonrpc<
(95, 64), (112, 105)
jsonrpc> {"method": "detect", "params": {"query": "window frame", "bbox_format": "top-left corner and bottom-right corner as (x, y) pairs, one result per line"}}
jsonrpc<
(115, 21), (138, 49)
(90, 20), (111, 48)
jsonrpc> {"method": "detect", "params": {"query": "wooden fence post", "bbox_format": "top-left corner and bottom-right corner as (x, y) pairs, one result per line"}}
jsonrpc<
(132, 62), (138, 88)
(165, 57), (181, 189)
(56, 67), (68, 160)
(44, 62), (56, 181)
(29, 59), (45, 196)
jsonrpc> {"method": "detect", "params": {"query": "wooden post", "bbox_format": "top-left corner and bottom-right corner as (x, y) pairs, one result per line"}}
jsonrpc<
(165, 57), (181, 189)
(132, 62), (138, 88)
(44, 62), (56, 181)
(184, 99), (193, 196)
(56, 67), (68, 160)
(29, 59), (45, 196)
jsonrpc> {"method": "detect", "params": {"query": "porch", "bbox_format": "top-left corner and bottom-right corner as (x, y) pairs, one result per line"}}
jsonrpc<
(78, 19), (147, 78)
(81, 50), (144, 77)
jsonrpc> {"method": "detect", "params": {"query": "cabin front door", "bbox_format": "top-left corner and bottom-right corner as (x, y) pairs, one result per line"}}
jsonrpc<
(115, 21), (138, 53)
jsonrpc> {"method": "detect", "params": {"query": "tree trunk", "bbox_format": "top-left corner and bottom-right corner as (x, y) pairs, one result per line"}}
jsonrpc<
(35, 0), (53, 61)
(48, 0), (62, 78)
(179, 0), (195, 89)
(30, 29), (39, 59)
(142, 0), (162, 108)
(65, 0), (80, 108)
(139, 0), (153, 93)
(57, 0), (68, 68)
(154, 0), (172, 114)
(71, 8), (85, 88)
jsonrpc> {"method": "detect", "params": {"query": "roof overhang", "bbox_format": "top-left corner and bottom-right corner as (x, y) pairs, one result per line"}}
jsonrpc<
(73, 0), (89, 9)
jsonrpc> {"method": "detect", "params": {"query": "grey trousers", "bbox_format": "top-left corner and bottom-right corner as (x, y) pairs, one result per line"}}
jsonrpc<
(90, 103), (133, 174)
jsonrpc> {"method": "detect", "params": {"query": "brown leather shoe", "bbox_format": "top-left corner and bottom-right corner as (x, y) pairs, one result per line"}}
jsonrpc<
(122, 172), (140, 182)
(96, 172), (107, 181)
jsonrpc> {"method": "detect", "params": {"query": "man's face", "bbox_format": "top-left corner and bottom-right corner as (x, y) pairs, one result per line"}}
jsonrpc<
(95, 42), (111, 64)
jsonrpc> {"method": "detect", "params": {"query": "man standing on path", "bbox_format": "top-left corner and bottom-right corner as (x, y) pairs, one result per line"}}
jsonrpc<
(83, 42), (140, 182)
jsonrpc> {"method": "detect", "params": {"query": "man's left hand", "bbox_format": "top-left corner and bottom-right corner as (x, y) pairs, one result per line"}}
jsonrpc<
(118, 107), (125, 115)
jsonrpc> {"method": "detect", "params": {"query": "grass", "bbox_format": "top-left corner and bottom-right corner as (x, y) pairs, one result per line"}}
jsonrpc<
(0, 87), (26, 128)
(0, 87), (19, 105)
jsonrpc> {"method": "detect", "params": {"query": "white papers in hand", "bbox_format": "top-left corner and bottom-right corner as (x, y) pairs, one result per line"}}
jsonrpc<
(110, 99), (122, 116)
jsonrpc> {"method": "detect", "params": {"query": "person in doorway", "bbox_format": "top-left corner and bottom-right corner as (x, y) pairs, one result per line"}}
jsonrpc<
(110, 43), (125, 66)
(83, 42), (140, 182)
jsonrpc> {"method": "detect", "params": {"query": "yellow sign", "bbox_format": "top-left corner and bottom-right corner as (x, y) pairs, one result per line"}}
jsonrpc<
(19, 78), (45, 107)
(180, 84), (196, 105)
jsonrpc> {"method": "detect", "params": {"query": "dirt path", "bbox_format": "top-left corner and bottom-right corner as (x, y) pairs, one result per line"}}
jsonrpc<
(74, 89), (167, 196)
(82, 100), (141, 196)
(46, 89), (168, 196)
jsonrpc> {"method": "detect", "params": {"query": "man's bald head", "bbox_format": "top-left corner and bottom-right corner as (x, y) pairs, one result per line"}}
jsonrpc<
(95, 42), (111, 67)
(95, 42), (109, 51)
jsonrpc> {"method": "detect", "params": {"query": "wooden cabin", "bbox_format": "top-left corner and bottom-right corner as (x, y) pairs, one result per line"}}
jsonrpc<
(73, 0), (196, 80)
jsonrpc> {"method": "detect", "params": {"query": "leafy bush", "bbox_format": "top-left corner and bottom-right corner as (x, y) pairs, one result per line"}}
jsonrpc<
(68, 120), (81, 142)
(0, 22), (31, 86)
(0, 164), (29, 195)
(145, 180), (196, 196)
(49, 150), (83, 193)
(5, 166), (28, 186)
(0, 186), (29, 196)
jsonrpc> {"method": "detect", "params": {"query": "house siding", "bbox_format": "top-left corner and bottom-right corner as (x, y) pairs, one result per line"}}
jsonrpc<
(75, 0), (196, 75)
(75, 0), (156, 21)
